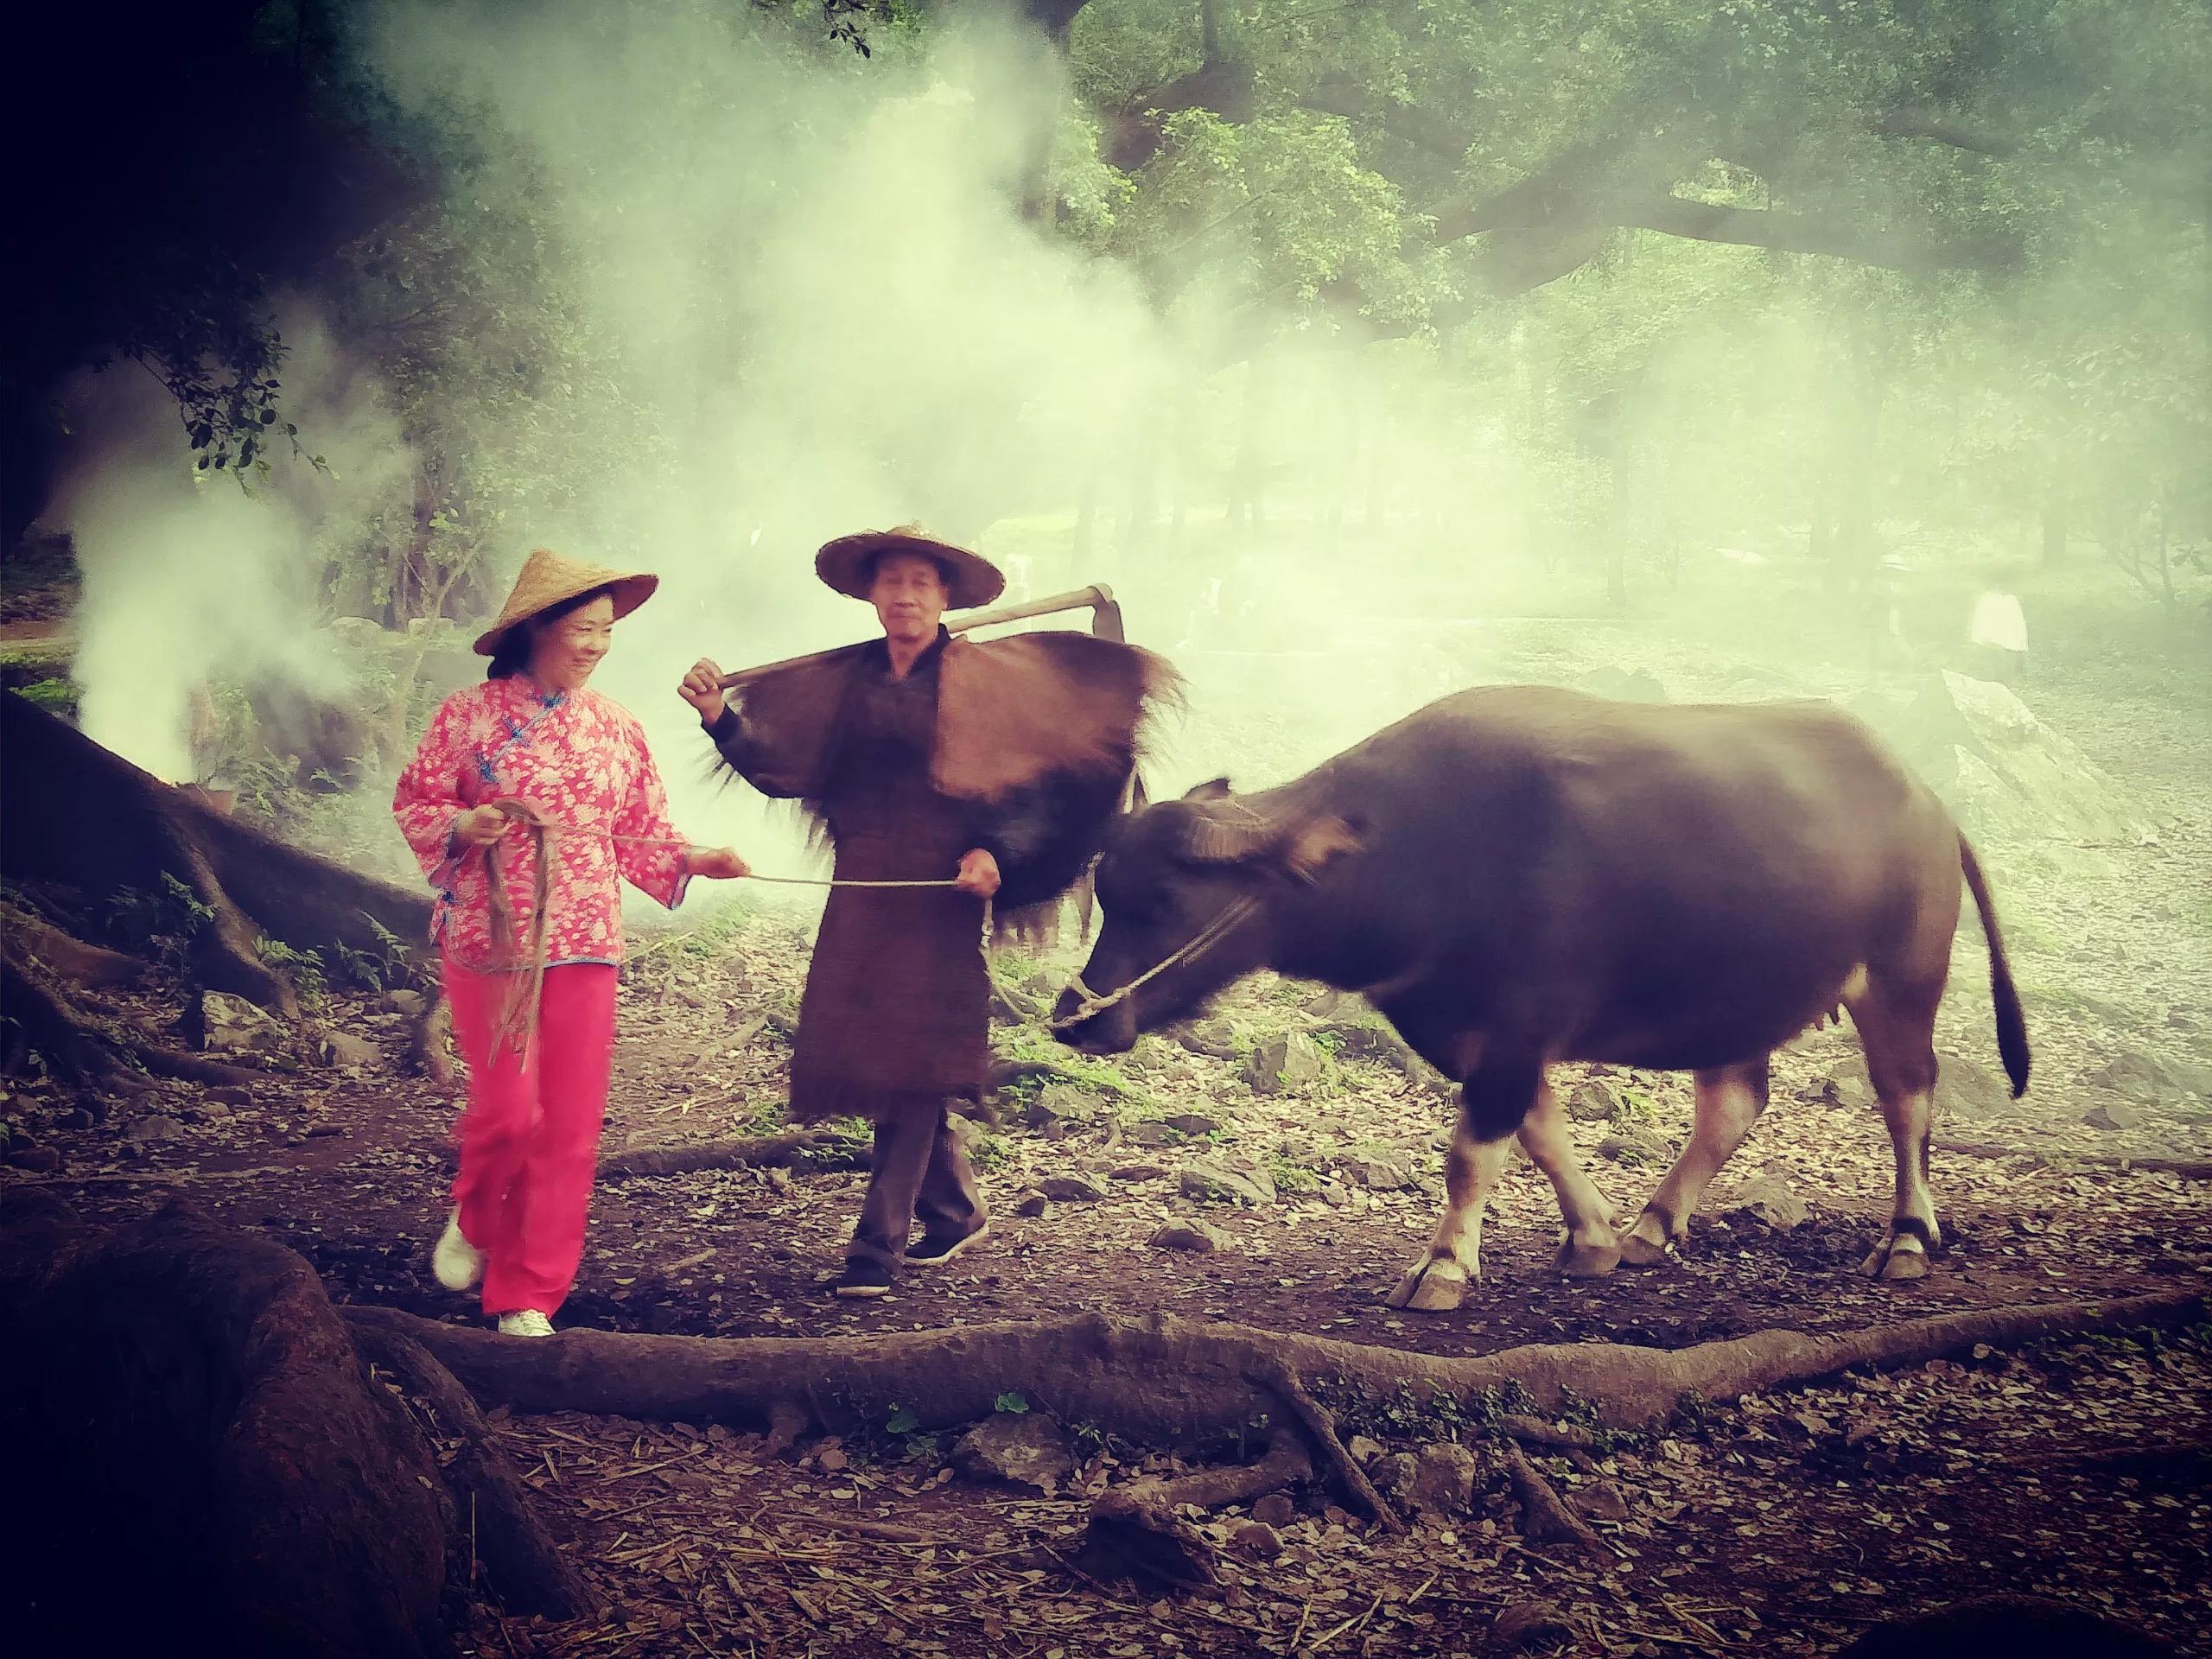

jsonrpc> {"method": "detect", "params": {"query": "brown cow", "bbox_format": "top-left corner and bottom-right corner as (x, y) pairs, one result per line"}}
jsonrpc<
(1054, 685), (2028, 1310)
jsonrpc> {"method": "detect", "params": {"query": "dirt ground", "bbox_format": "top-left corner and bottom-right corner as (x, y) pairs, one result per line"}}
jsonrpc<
(5, 588), (2211, 1656)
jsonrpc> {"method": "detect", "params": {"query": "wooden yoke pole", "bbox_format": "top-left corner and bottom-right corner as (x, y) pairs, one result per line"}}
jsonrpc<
(715, 583), (1117, 690)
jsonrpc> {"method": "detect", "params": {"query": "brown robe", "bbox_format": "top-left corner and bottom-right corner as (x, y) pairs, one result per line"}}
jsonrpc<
(709, 627), (1171, 1125)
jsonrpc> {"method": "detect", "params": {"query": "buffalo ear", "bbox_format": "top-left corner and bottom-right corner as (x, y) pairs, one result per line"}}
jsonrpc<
(1182, 776), (1234, 802)
(1282, 815), (1361, 881)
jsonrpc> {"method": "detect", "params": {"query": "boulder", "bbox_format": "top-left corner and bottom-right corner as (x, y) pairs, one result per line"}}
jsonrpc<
(1730, 1173), (1808, 1230)
(1565, 1079), (1622, 1123)
(1039, 1173), (1109, 1203)
(1148, 1219), (1231, 1254)
(1250, 1491), (1297, 1529)
(2082, 1098), (2146, 1133)
(1598, 1126), (1673, 1168)
(1376, 1441), (1478, 1516)
(1344, 1153), (1419, 1192)
(950, 1414), (1071, 1494)
(1244, 1032), (1328, 1096)
(202, 991), (285, 1056)
(1229, 1520), (1282, 1560)
(1179, 1160), (1276, 1206)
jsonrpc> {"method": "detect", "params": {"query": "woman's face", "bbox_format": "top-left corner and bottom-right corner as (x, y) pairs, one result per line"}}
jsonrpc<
(527, 594), (617, 691)
(869, 552), (949, 645)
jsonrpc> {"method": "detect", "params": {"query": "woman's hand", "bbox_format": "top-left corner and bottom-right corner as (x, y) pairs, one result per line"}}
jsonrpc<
(451, 804), (512, 849)
(954, 848), (1001, 899)
(686, 845), (750, 880)
(679, 658), (728, 727)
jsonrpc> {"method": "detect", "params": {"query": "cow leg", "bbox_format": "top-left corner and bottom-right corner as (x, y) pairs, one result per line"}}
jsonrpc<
(1386, 1056), (1538, 1313)
(1620, 1058), (1770, 1267)
(1852, 977), (1944, 1282)
(1516, 1080), (1622, 1277)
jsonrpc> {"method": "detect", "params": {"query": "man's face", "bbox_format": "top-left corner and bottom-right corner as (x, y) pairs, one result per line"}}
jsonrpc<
(870, 551), (950, 645)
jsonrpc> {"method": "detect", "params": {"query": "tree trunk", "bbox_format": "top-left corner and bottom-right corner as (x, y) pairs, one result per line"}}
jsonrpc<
(2041, 492), (2068, 568)
(0, 692), (434, 1016)
(0, 1196), (453, 1659)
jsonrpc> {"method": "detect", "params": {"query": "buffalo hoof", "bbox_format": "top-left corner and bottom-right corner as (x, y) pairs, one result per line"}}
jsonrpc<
(1618, 1231), (1673, 1268)
(1556, 1238), (1622, 1278)
(1385, 1255), (1471, 1313)
(1860, 1238), (1930, 1281)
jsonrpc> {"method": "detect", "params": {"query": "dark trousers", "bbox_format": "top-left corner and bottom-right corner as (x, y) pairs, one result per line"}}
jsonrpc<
(848, 1104), (985, 1267)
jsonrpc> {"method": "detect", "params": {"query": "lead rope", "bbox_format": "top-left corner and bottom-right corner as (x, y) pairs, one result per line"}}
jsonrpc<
(1048, 893), (1262, 1032)
(469, 804), (984, 1058)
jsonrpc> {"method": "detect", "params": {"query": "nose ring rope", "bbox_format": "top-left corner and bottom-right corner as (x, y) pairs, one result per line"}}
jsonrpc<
(1050, 894), (1263, 1031)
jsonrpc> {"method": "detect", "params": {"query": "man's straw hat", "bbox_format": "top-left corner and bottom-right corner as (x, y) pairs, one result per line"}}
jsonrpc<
(815, 525), (1005, 612)
(473, 548), (660, 656)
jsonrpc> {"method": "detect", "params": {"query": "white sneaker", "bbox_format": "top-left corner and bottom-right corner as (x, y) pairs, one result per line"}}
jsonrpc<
(497, 1310), (555, 1338)
(431, 1209), (484, 1292)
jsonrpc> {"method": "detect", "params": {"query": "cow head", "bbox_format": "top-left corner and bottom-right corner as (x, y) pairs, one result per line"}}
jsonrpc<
(1052, 778), (1362, 1053)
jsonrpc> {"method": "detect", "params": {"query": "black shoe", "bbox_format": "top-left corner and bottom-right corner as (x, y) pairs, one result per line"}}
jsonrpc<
(832, 1257), (894, 1299)
(906, 1223), (991, 1268)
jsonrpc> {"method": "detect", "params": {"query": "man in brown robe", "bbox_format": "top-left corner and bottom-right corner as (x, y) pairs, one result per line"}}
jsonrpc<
(679, 527), (1170, 1297)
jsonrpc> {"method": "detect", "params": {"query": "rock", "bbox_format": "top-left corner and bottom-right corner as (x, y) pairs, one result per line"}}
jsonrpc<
(1176, 1021), (1240, 1062)
(1403, 1442), (1478, 1516)
(1011, 1190), (1051, 1218)
(1228, 1520), (1282, 1560)
(383, 988), (426, 1017)
(1346, 1435), (1383, 1465)
(946, 1112), (988, 1158)
(1243, 1032), (1326, 1096)
(2082, 1098), (2146, 1133)
(130, 1115), (188, 1144)
(1110, 1163), (1169, 1182)
(1344, 1153), (1419, 1191)
(58, 1109), (97, 1132)
(2089, 1050), (2212, 1103)
(5, 1146), (60, 1173)
(1565, 1079), (1622, 1122)
(1577, 1481), (1630, 1521)
(1598, 1126), (1673, 1168)
(1025, 1083), (1096, 1131)
(1493, 1601), (1574, 1650)
(1936, 1052), (2013, 1117)
(1148, 1220), (1230, 1254)
(1371, 1452), (1422, 1507)
(1731, 1173), (1808, 1230)
(1251, 1491), (1297, 1529)
(1121, 1120), (1175, 1147)
(206, 1085), (255, 1107)
(764, 1166), (792, 1192)
(1326, 1021), (1410, 1065)
(1313, 1179), (1352, 1207)
(1039, 1173), (1108, 1203)
(1179, 1159), (1276, 1206)
(951, 1414), (1071, 1494)
(321, 1028), (379, 1069)
(1163, 1112), (1221, 1135)
(201, 991), (284, 1055)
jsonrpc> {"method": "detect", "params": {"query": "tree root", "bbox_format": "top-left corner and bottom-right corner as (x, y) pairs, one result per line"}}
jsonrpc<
(348, 1320), (592, 1620)
(1080, 1433), (1313, 1593)
(599, 1130), (868, 1178)
(342, 1290), (2202, 1452)
(410, 992), (455, 1088)
(1936, 1137), (2212, 1181)
(1497, 1441), (1611, 1558)
(0, 1194), (451, 1658)
(0, 951), (264, 1100)
(1246, 1357), (1402, 1531)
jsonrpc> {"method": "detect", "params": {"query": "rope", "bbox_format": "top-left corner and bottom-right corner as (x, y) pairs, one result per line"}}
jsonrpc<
(1048, 894), (1262, 1032)
(465, 802), (988, 1058)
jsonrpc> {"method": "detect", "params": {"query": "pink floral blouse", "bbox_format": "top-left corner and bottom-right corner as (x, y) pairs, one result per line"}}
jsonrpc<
(393, 677), (692, 971)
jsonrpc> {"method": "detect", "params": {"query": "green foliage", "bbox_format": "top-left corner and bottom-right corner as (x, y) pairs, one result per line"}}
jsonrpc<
(254, 938), (330, 1010)
(994, 1391), (1030, 1415)
(1264, 1153), (1319, 1195)
(105, 874), (213, 968)
(16, 678), (80, 716)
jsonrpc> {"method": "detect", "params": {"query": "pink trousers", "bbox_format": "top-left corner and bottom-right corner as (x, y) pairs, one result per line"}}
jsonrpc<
(442, 957), (619, 1318)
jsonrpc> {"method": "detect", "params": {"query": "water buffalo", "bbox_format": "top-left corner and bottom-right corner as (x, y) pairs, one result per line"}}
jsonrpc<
(1054, 684), (2029, 1310)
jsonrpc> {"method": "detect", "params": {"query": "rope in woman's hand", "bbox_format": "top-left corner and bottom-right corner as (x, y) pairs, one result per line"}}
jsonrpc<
(471, 802), (995, 1058)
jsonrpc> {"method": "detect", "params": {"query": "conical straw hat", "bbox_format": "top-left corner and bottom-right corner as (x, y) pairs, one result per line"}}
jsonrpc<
(814, 524), (1005, 612)
(473, 548), (659, 656)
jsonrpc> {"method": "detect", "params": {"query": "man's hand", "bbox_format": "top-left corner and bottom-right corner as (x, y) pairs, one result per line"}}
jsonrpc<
(452, 805), (512, 849)
(686, 845), (750, 880)
(679, 658), (728, 727)
(954, 848), (1001, 899)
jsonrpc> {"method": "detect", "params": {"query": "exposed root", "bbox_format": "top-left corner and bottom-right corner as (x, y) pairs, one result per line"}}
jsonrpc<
(600, 1130), (868, 1178)
(1936, 1137), (2212, 1181)
(1246, 1358), (1403, 1532)
(1497, 1440), (1611, 1557)
(348, 1319), (592, 1619)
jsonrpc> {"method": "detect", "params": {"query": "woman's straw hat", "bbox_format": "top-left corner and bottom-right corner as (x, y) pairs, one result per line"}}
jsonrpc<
(473, 548), (660, 655)
(814, 524), (1005, 612)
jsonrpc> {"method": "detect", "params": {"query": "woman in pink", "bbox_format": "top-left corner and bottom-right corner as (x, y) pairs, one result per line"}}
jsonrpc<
(394, 549), (749, 1337)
